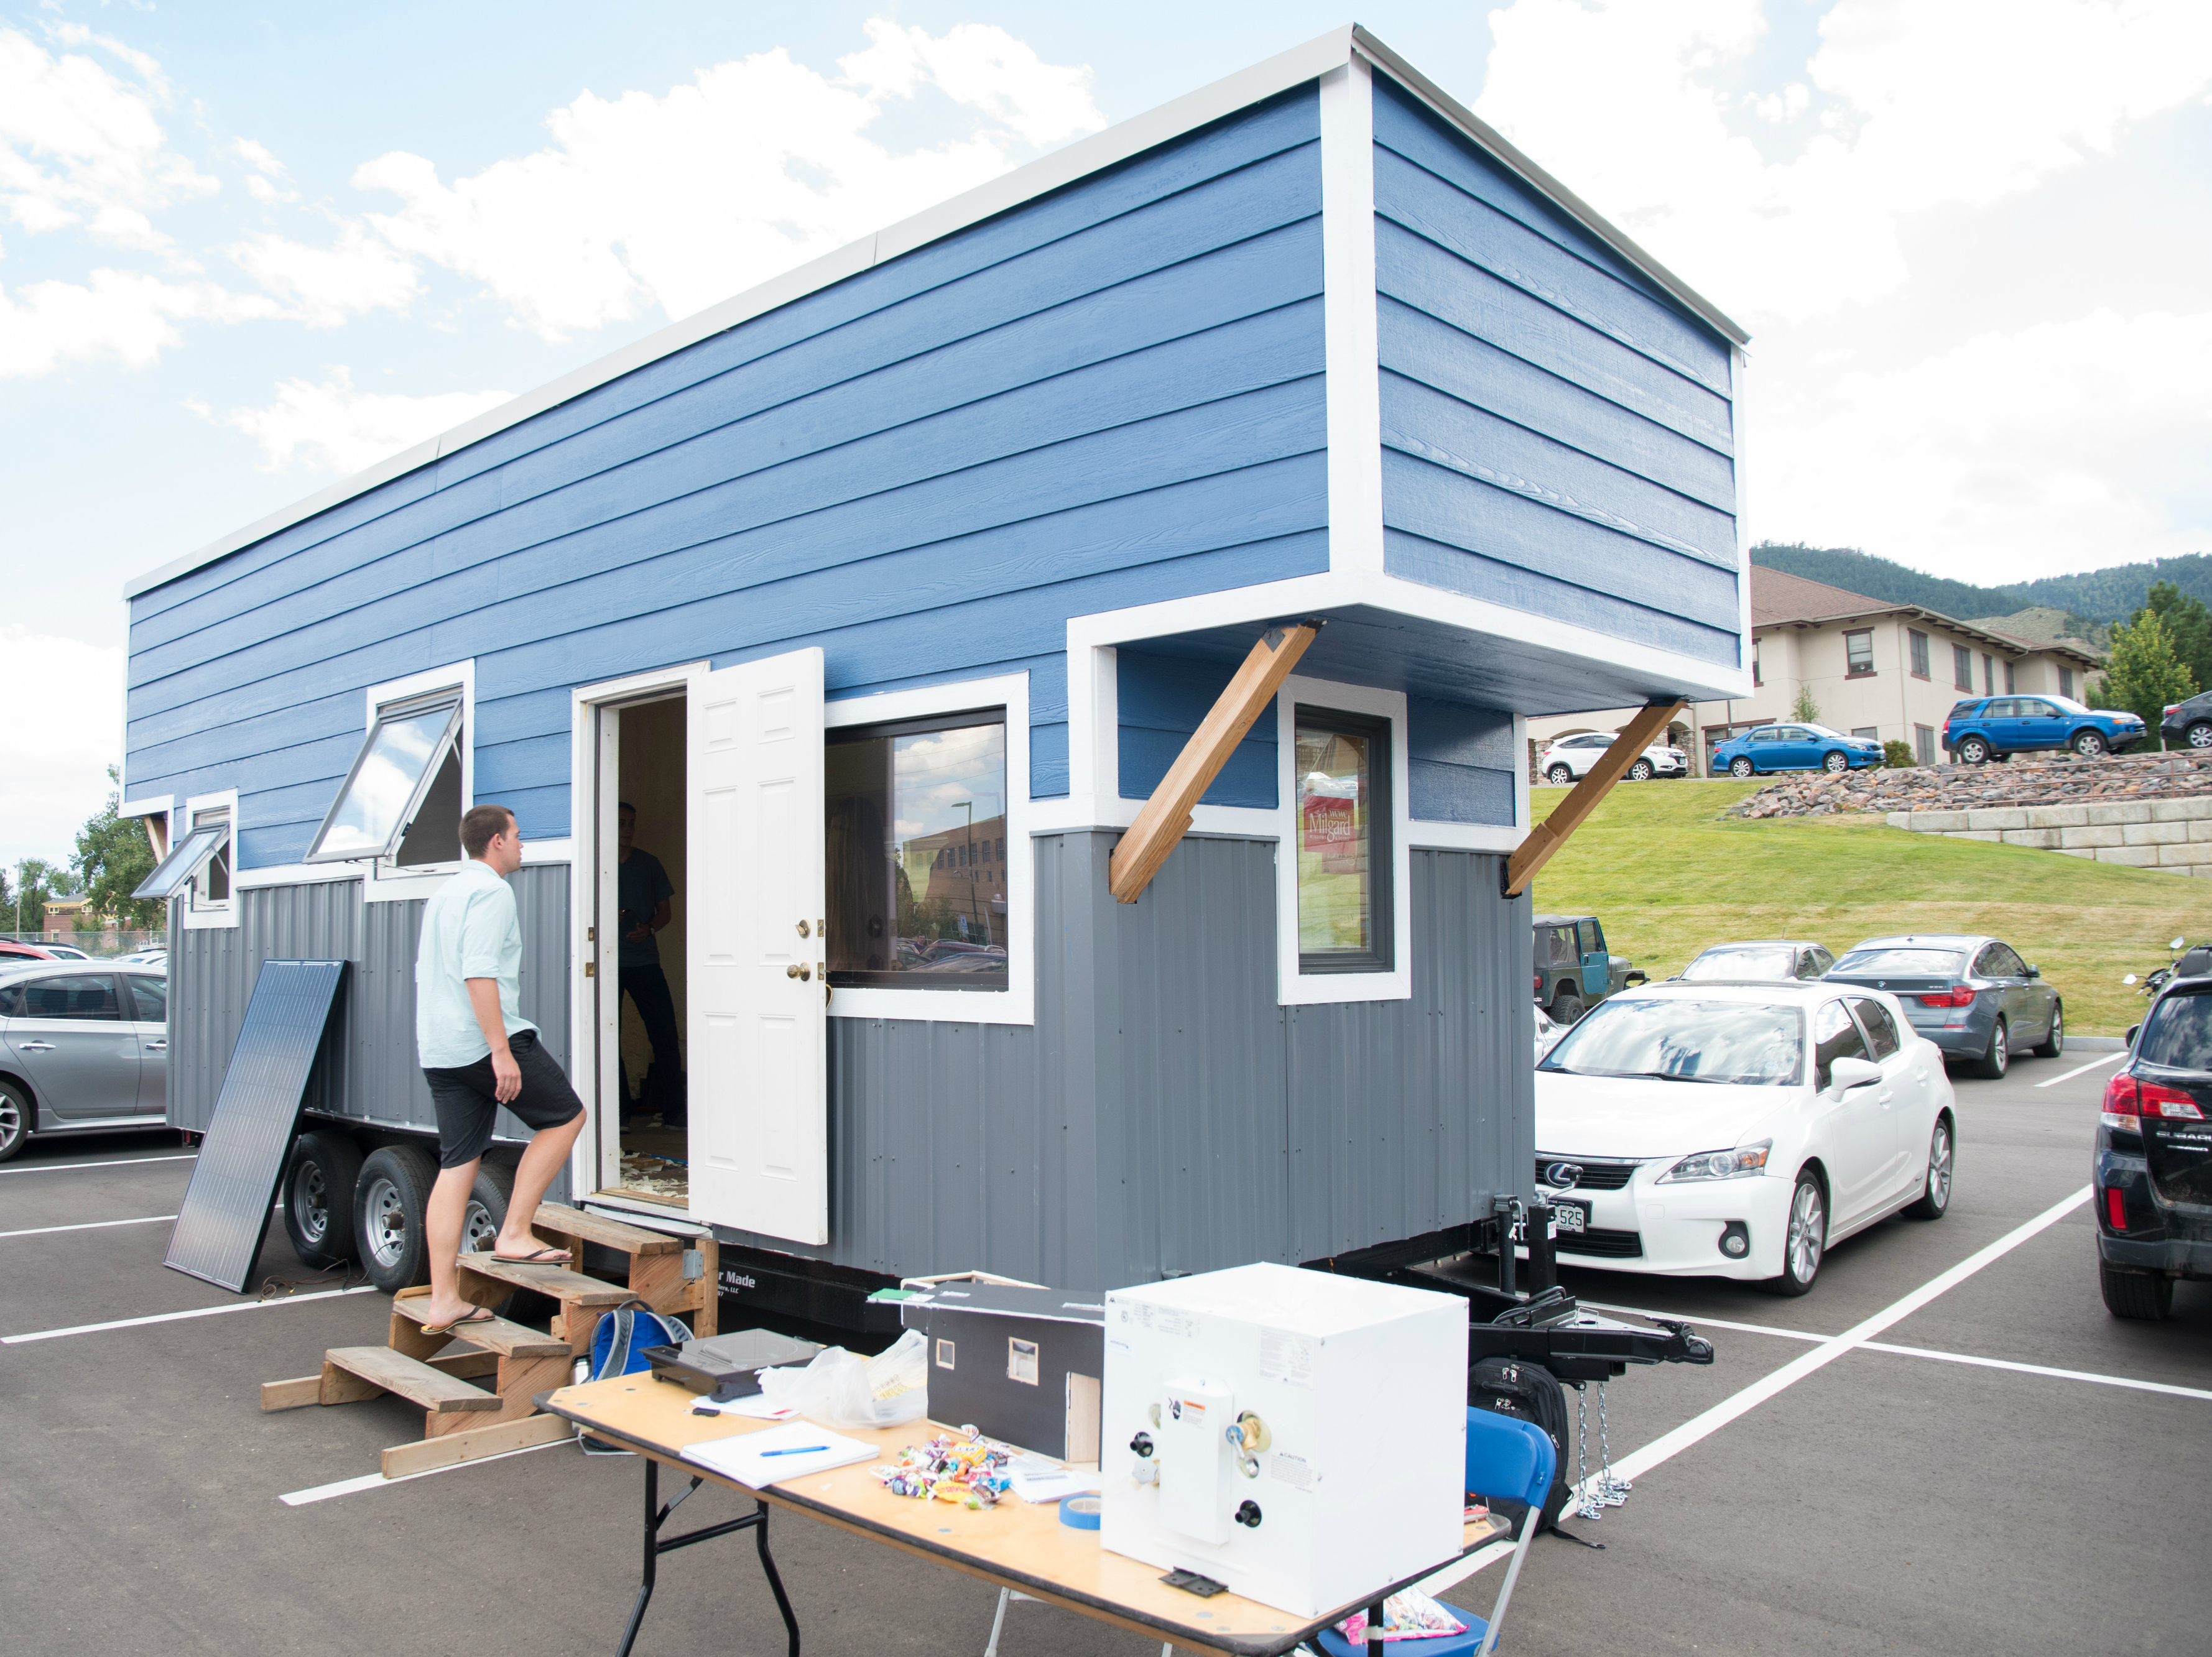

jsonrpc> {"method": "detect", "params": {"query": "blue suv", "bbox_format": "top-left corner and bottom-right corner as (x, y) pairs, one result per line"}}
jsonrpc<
(1942, 695), (2145, 763)
(1713, 722), (1884, 778)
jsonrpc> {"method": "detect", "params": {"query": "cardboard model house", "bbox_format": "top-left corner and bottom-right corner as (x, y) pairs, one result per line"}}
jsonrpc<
(121, 27), (1749, 1307)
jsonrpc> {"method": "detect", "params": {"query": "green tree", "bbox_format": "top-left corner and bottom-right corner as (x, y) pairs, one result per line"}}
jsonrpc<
(2101, 610), (2198, 744)
(3, 858), (76, 938)
(1791, 686), (1820, 724)
(75, 767), (162, 929)
(2140, 580), (2212, 700)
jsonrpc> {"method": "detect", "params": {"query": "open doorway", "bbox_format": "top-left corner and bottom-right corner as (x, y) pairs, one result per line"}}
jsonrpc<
(604, 695), (690, 1206)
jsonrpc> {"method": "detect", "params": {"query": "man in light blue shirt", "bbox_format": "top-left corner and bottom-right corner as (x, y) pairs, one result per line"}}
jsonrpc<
(410, 803), (585, 1334)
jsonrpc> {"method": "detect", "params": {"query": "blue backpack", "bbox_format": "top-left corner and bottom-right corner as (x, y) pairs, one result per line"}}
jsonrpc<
(579, 1299), (693, 1455)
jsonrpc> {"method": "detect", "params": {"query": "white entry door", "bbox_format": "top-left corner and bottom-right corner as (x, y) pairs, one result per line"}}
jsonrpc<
(687, 648), (828, 1244)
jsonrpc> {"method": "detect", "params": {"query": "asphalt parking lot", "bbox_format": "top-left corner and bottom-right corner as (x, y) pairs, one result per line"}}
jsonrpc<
(3, 1050), (2206, 1657)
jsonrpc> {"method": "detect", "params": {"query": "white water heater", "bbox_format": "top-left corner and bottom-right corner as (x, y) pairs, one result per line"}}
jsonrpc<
(1099, 1263), (1468, 1618)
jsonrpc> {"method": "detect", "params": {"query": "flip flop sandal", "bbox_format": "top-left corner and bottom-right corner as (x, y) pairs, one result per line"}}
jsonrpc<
(422, 1305), (499, 1335)
(491, 1246), (572, 1265)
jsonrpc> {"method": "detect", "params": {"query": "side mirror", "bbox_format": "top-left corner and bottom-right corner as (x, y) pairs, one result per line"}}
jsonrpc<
(1828, 1056), (1882, 1094)
(2024, 964), (2040, 979)
(2127, 1024), (2141, 1046)
(2172, 937), (2188, 952)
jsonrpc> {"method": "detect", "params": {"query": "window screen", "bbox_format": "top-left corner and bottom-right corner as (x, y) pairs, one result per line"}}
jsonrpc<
(304, 692), (464, 864)
(1295, 707), (1393, 974)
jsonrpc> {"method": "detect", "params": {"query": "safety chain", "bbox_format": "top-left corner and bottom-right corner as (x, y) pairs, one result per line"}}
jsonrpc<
(1570, 1383), (1603, 1520)
(1593, 1380), (1631, 1508)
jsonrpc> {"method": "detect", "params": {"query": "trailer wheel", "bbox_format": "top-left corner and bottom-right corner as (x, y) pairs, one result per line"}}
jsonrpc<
(354, 1143), (440, 1293)
(283, 1130), (363, 1268)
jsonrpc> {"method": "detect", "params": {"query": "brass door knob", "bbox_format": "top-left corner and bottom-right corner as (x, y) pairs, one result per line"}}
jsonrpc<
(786, 964), (812, 981)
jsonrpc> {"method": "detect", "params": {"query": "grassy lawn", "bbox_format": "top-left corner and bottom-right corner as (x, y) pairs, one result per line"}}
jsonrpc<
(1524, 779), (2212, 1036)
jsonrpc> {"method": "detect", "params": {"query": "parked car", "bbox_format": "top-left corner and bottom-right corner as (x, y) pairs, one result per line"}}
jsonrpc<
(2096, 972), (2212, 1319)
(114, 948), (168, 967)
(1534, 981), (1956, 1294)
(0, 960), (169, 1162)
(0, 941), (60, 963)
(1711, 723), (1884, 778)
(1823, 933), (2061, 1079)
(1539, 731), (1688, 786)
(1679, 939), (1834, 983)
(1534, 914), (1645, 1025)
(1533, 1002), (1565, 1063)
(41, 944), (90, 961)
(2160, 690), (2212, 751)
(1943, 695), (2145, 762)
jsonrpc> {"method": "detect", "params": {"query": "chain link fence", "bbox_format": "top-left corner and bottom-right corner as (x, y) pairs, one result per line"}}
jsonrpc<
(0, 930), (167, 959)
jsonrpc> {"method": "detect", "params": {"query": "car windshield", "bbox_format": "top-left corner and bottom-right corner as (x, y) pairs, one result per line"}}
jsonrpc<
(2048, 695), (2090, 715)
(1682, 946), (1797, 981)
(1833, 947), (1965, 977)
(2138, 992), (2212, 1070)
(1539, 997), (1804, 1086)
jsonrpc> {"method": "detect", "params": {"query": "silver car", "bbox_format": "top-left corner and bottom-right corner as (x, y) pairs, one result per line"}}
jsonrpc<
(0, 960), (170, 1161)
(1680, 939), (1835, 983)
(1824, 933), (2062, 1079)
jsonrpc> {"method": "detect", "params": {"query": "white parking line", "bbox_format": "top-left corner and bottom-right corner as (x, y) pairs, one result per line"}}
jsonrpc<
(2038, 1051), (2126, 1087)
(280, 1438), (570, 1506)
(1586, 1187), (2090, 1495)
(0, 1153), (197, 1175)
(2, 1284), (376, 1344)
(1582, 1301), (1826, 1344)
(0, 1214), (176, 1240)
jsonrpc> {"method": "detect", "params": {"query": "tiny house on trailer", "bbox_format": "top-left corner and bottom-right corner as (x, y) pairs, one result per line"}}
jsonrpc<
(119, 27), (1749, 1327)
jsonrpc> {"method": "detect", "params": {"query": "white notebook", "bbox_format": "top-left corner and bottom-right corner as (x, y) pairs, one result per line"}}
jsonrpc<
(679, 1419), (878, 1487)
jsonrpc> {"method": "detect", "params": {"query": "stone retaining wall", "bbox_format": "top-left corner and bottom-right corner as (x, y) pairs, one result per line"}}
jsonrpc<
(1887, 795), (2212, 879)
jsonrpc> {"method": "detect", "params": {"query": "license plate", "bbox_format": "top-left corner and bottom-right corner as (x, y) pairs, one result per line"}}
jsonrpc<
(1551, 1199), (1588, 1234)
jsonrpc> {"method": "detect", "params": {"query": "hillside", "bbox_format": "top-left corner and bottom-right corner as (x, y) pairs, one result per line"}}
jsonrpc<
(1528, 778), (2212, 1035)
(1752, 542), (2212, 626)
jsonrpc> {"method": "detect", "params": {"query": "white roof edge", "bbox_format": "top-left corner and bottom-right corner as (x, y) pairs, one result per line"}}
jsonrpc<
(126, 21), (1744, 603)
(117, 795), (175, 818)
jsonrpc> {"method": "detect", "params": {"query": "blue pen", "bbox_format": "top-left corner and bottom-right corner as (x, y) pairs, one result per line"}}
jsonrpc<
(759, 1444), (830, 1457)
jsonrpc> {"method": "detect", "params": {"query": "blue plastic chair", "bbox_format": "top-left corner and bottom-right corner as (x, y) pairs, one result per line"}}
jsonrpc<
(1313, 1408), (1557, 1657)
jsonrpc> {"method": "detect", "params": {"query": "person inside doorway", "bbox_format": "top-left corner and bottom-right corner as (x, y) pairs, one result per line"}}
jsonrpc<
(618, 801), (684, 1129)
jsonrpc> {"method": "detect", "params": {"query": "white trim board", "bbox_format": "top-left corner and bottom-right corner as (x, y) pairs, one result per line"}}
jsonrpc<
(124, 25), (1744, 604)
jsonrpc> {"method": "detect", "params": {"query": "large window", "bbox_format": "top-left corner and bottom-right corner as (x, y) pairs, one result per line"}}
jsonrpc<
(1953, 644), (1974, 692)
(1844, 630), (1874, 676)
(1915, 724), (1936, 766)
(305, 686), (465, 867)
(1909, 630), (1930, 678)
(1294, 707), (1393, 974)
(2004, 660), (2016, 694)
(1982, 653), (1995, 695)
(825, 709), (1008, 990)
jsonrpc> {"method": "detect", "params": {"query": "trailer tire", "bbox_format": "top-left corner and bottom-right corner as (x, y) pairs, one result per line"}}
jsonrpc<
(354, 1143), (440, 1293)
(282, 1130), (363, 1268)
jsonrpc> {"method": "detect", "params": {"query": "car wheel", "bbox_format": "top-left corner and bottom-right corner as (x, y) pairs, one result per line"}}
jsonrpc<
(1546, 764), (1573, 785)
(1548, 992), (1585, 1026)
(353, 1142), (440, 1294)
(2187, 721), (2212, 750)
(1764, 1170), (1826, 1296)
(2033, 1000), (2064, 1059)
(1902, 1116), (1953, 1220)
(1959, 735), (1990, 764)
(2071, 728), (2108, 757)
(282, 1130), (364, 1269)
(1627, 758), (1654, 781)
(1971, 1017), (2009, 1080)
(2099, 1261), (2172, 1321)
(0, 1078), (32, 1163)
(1729, 756), (1755, 778)
(1822, 750), (1849, 773)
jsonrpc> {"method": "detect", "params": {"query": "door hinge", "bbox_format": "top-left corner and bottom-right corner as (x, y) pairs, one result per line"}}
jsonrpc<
(586, 926), (596, 942)
(584, 962), (596, 977)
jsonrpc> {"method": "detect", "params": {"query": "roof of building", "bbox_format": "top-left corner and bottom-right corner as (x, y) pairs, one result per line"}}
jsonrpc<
(126, 24), (1746, 604)
(1750, 568), (2103, 666)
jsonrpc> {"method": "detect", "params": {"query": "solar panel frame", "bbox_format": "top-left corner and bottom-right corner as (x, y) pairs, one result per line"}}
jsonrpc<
(164, 959), (349, 1293)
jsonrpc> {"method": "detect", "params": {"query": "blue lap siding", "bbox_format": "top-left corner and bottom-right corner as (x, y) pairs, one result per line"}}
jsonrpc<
(126, 89), (1328, 866)
(1371, 77), (1740, 669)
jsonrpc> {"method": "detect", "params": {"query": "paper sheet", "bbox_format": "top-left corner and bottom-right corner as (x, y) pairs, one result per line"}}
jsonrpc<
(679, 1420), (878, 1487)
(1007, 1455), (1104, 1504)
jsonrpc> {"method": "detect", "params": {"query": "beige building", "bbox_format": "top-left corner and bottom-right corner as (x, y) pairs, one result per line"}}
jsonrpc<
(1529, 569), (2105, 775)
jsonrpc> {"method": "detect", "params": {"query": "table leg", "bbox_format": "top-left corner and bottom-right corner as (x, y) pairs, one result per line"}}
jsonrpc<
(616, 1457), (669, 1657)
(613, 1458), (801, 1657)
(1366, 1597), (1385, 1657)
(754, 1499), (802, 1657)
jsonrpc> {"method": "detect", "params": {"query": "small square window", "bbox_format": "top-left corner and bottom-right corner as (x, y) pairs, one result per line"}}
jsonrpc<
(1295, 707), (1393, 975)
(1844, 630), (1873, 675)
(305, 690), (465, 865)
(192, 806), (232, 907)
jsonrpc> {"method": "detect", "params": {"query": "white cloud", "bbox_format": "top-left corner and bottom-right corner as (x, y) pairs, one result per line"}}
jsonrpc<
(231, 136), (284, 175)
(0, 269), (277, 376)
(353, 19), (1104, 339)
(230, 224), (421, 325)
(0, 25), (215, 248)
(0, 626), (125, 870)
(203, 367), (513, 474)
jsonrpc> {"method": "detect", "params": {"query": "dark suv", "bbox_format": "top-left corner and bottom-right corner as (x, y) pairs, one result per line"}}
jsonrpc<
(2098, 965), (2212, 1318)
(2160, 690), (2212, 751)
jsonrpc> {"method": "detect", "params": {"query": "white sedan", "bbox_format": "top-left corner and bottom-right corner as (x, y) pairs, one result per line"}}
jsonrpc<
(1532, 981), (1956, 1294)
(1539, 731), (1688, 786)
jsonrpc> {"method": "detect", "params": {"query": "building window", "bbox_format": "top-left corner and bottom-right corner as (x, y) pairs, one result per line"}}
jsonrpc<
(1844, 630), (1874, 676)
(305, 684), (467, 867)
(825, 709), (1008, 990)
(1953, 644), (1974, 692)
(2004, 660), (2016, 694)
(1909, 630), (1930, 678)
(1982, 653), (1994, 695)
(1751, 644), (1762, 687)
(1295, 707), (1394, 974)
(134, 812), (229, 906)
(2060, 667), (2075, 699)
(1915, 724), (1937, 767)
(1851, 726), (1879, 740)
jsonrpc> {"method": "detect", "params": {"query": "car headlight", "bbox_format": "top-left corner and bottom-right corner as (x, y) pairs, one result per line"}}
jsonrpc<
(1656, 1141), (1772, 1183)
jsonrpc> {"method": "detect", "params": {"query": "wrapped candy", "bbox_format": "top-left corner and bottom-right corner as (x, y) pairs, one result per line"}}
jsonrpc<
(1333, 1590), (1468, 1645)
(871, 1426), (1013, 1508)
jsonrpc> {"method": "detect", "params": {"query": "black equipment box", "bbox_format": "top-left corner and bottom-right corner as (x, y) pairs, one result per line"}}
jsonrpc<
(642, 1329), (823, 1401)
(900, 1285), (1104, 1463)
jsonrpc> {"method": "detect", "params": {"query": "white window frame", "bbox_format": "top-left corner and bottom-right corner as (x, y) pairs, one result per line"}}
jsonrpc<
(358, 660), (476, 905)
(824, 672), (1034, 1028)
(1275, 675), (1412, 1007)
(178, 788), (239, 932)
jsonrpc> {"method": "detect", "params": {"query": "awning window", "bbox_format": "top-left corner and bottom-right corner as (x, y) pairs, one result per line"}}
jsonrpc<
(133, 821), (229, 901)
(303, 692), (465, 864)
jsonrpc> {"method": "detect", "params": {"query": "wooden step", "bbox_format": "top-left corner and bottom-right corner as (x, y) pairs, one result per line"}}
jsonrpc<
(389, 1294), (571, 1359)
(531, 1202), (680, 1255)
(322, 1347), (500, 1415)
(457, 1252), (634, 1304)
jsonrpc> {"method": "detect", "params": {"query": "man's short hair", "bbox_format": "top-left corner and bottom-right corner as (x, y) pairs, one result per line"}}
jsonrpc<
(618, 801), (637, 818)
(461, 804), (516, 859)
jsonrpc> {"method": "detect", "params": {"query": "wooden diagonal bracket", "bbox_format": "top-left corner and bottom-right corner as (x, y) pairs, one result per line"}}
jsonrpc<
(1108, 622), (1322, 903)
(1505, 700), (1686, 898)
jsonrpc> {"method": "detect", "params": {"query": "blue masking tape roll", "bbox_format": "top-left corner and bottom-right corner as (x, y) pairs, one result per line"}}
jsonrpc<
(1060, 1493), (1102, 1530)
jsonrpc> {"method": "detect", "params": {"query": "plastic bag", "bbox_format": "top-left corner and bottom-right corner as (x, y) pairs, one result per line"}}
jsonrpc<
(756, 1327), (928, 1429)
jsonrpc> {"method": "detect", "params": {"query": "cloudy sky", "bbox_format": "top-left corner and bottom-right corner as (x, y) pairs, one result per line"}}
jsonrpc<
(3, 0), (2208, 867)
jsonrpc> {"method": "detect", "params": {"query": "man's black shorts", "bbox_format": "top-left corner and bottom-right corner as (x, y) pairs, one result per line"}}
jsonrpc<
(422, 1031), (584, 1170)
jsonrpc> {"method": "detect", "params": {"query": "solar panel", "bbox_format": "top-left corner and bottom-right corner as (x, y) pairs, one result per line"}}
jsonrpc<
(164, 959), (349, 1293)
